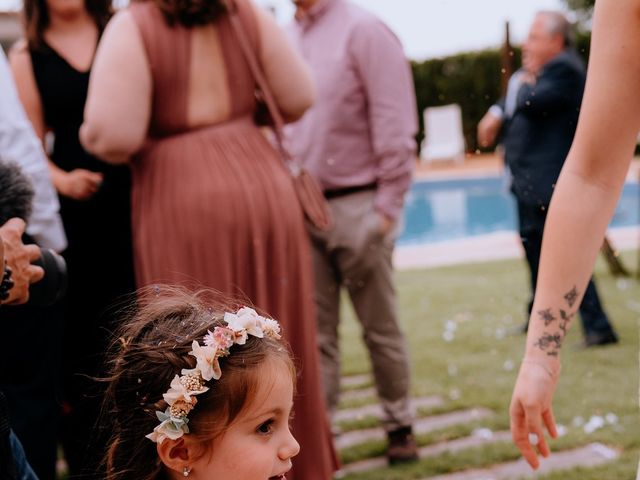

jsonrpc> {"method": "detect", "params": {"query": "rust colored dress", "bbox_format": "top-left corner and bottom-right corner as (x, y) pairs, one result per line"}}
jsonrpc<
(129, 2), (337, 478)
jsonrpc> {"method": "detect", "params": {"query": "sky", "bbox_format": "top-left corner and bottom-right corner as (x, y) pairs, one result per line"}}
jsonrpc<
(256, 0), (567, 60)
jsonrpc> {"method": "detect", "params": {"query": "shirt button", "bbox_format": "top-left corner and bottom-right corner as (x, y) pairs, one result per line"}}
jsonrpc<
(327, 158), (335, 165)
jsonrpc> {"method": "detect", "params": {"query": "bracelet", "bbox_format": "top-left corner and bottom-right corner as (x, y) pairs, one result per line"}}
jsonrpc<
(522, 359), (561, 379)
(0, 264), (14, 303)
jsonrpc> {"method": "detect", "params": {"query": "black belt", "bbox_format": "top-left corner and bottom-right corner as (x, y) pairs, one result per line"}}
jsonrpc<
(323, 183), (377, 199)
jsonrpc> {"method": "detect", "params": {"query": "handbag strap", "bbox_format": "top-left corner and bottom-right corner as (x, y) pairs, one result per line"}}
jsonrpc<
(225, 0), (296, 167)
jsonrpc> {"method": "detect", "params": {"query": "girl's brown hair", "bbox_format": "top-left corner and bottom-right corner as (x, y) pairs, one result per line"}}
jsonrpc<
(22, 0), (113, 49)
(103, 286), (295, 480)
(136, 0), (228, 27)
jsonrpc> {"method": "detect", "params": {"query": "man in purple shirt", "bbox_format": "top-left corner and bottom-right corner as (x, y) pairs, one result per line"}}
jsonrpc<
(287, 0), (419, 464)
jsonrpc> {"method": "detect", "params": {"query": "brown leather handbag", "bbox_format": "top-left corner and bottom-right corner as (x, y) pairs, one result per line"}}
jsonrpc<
(226, 0), (333, 231)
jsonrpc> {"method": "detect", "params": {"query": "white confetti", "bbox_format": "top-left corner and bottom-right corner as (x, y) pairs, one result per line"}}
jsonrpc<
(472, 428), (493, 440)
(584, 415), (605, 434)
(605, 413), (619, 425)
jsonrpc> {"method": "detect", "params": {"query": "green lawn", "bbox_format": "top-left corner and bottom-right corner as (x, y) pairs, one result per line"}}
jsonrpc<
(337, 250), (640, 479)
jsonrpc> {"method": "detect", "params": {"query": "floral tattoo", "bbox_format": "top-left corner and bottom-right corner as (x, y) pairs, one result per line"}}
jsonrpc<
(534, 286), (579, 357)
(537, 308), (556, 326)
(564, 286), (579, 308)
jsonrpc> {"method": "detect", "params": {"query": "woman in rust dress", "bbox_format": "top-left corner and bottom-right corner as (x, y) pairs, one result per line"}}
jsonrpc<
(80, 0), (337, 478)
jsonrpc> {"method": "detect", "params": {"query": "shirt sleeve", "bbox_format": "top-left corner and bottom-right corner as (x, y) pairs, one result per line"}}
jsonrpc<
(348, 18), (417, 221)
(0, 51), (67, 251)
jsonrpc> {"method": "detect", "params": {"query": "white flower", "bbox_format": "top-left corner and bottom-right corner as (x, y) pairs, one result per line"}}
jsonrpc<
(145, 408), (190, 443)
(162, 373), (208, 405)
(224, 307), (265, 344)
(189, 341), (222, 381)
(259, 317), (281, 339)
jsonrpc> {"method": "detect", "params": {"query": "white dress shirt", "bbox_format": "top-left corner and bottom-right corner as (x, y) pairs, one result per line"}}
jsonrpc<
(0, 49), (67, 252)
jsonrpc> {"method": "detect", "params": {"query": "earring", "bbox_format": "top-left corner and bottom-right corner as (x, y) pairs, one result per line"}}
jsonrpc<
(183, 466), (191, 477)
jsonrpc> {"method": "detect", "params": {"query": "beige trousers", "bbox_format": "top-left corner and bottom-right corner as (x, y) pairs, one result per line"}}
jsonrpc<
(307, 189), (414, 431)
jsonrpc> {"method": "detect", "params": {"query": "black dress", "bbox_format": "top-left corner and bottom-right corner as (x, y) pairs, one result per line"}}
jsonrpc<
(29, 41), (135, 478)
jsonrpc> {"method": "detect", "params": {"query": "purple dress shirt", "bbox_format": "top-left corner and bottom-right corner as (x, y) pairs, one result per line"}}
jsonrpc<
(287, 0), (418, 221)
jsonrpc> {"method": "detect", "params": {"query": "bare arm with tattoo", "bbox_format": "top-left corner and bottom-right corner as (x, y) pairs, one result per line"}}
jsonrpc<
(510, 0), (640, 470)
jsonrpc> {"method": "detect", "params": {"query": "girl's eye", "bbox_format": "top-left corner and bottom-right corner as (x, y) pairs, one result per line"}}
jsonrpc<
(257, 419), (274, 435)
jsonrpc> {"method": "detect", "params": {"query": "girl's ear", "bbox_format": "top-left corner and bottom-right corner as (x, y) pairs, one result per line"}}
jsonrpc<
(156, 437), (195, 476)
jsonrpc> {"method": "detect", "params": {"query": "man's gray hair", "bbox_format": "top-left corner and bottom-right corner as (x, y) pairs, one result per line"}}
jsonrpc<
(537, 11), (574, 47)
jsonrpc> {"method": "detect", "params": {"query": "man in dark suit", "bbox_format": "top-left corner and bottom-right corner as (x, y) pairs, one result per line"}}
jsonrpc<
(478, 11), (618, 347)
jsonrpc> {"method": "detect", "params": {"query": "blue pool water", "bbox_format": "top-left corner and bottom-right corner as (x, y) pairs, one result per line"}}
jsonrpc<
(398, 176), (640, 246)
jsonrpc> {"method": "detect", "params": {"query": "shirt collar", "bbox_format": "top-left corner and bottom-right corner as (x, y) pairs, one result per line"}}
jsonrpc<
(295, 0), (338, 28)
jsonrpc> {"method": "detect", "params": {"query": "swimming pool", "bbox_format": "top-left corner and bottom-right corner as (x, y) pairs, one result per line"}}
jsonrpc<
(398, 176), (640, 247)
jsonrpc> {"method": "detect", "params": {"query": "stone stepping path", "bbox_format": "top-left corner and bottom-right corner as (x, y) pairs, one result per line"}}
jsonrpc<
(334, 395), (445, 424)
(340, 374), (372, 389)
(336, 374), (621, 479)
(335, 407), (492, 450)
(423, 443), (619, 480)
(341, 386), (377, 403)
(339, 431), (512, 475)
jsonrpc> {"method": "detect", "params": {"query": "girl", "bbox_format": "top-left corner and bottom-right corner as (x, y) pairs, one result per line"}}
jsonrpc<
(104, 287), (300, 480)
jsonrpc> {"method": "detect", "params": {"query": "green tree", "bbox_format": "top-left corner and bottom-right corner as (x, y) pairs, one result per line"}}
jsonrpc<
(563, 0), (595, 10)
(562, 0), (595, 24)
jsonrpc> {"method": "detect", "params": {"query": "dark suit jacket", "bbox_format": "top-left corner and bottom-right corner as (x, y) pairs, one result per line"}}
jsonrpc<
(502, 49), (585, 206)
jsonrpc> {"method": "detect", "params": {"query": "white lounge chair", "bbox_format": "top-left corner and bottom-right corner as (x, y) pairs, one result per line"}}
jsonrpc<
(420, 104), (466, 164)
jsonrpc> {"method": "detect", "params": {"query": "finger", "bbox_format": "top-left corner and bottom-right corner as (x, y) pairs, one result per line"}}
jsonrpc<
(24, 244), (41, 263)
(88, 172), (104, 185)
(510, 403), (540, 470)
(513, 429), (540, 469)
(542, 408), (558, 439)
(5, 284), (29, 305)
(27, 264), (45, 283)
(2, 217), (26, 236)
(527, 416), (550, 460)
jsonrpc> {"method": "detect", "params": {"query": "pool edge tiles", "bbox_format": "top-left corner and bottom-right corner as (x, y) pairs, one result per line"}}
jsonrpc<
(393, 225), (640, 270)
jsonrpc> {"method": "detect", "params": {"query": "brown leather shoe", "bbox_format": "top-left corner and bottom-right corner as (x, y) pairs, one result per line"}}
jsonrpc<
(387, 426), (419, 465)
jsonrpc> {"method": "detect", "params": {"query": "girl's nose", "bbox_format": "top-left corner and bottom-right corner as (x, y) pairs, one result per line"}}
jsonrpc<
(279, 428), (301, 460)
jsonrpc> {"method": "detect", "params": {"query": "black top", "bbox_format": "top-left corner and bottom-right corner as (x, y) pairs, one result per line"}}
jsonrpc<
(501, 49), (585, 207)
(30, 40), (135, 386)
(30, 43), (131, 282)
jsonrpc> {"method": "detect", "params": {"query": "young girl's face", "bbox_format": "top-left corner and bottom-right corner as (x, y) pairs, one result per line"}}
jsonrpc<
(191, 360), (300, 479)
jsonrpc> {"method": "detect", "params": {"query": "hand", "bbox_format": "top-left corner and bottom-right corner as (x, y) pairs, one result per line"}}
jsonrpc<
(477, 112), (502, 148)
(57, 169), (103, 200)
(377, 213), (395, 236)
(0, 218), (44, 305)
(510, 360), (560, 469)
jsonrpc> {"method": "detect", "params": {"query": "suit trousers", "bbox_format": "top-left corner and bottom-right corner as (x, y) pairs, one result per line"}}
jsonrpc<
(516, 199), (615, 336)
(307, 189), (413, 432)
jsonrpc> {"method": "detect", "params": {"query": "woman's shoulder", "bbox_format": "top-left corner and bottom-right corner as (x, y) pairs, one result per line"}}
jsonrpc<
(100, 8), (145, 45)
(7, 40), (33, 77)
(8, 39), (29, 63)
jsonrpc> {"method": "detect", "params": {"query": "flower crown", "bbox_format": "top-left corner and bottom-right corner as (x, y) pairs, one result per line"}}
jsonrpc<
(146, 307), (281, 443)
